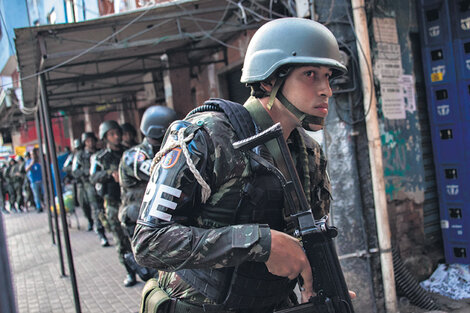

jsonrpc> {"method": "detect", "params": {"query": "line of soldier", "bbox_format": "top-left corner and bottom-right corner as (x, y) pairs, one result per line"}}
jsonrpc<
(0, 150), (41, 214)
(63, 105), (177, 287)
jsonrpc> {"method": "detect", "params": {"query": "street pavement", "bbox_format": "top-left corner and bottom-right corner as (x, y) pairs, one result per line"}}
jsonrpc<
(3, 206), (470, 313)
(3, 208), (144, 313)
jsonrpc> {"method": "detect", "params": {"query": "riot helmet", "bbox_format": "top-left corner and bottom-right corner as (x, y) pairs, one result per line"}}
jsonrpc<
(140, 105), (177, 140)
(241, 18), (347, 130)
(99, 120), (122, 140)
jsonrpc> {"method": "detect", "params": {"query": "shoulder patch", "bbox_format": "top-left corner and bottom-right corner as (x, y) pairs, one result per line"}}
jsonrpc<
(137, 151), (146, 162)
(162, 148), (182, 169)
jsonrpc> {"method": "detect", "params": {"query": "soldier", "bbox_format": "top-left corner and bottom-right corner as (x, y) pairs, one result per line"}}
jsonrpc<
(12, 155), (26, 212)
(121, 122), (138, 149)
(119, 106), (177, 237)
(72, 132), (109, 242)
(0, 162), (7, 214)
(4, 157), (18, 212)
(133, 18), (353, 312)
(90, 121), (136, 287)
(118, 106), (176, 283)
(63, 139), (78, 204)
(22, 152), (34, 210)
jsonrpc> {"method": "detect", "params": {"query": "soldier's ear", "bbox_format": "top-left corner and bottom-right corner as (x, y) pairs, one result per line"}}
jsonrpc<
(260, 80), (274, 93)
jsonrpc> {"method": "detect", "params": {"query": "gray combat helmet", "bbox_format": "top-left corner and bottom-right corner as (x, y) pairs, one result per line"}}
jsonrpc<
(140, 105), (177, 140)
(241, 18), (347, 83)
(99, 120), (122, 140)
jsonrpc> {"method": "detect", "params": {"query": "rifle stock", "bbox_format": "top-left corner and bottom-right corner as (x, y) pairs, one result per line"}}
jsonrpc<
(234, 123), (354, 313)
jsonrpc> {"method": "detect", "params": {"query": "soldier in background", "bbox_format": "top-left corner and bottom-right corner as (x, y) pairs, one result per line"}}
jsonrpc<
(118, 106), (176, 283)
(0, 163), (7, 214)
(22, 152), (34, 211)
(90, 121), (136, 287)
(73, 132), (109, 243)
(63, 138), (82, 209)
(4, 157), (17, 212)
(119, 106), (177, 237)
(12, 155), (26, 212)
(121, 122), (139, 149)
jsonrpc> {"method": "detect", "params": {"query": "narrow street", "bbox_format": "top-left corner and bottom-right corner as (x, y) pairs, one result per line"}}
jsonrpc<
(3, 207), (470, 312)
(4, 209), (142, 313)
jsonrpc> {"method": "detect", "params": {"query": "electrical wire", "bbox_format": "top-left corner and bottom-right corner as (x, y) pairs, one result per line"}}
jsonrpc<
(1, 0), (255, 91)
(344, 4), (374, 123)
(174, 0), (246, 51)
(0, 1), (157, 89)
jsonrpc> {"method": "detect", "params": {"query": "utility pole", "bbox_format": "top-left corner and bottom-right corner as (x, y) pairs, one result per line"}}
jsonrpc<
(350, 0), (398, 312)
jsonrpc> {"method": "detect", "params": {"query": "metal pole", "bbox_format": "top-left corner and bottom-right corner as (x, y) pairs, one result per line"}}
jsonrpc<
(34, 109), (55, 246)
(39, 105), (66, 275)
(39, 74), (82, 313)
(350, 0), (397, 312)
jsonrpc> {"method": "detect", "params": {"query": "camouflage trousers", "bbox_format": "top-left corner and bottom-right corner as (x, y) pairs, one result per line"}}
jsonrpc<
(82, 182), (105, 233)
(76, 184), (94, 226)
(103, 197), (132, 265)
(13, 181), (24, 209)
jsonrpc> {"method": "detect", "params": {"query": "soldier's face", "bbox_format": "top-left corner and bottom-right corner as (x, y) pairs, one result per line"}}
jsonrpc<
(106, 129), (122, 147)
(85, 138), (96, 150)
(122, 132), (132, 143)
(281, 65), (333, 130)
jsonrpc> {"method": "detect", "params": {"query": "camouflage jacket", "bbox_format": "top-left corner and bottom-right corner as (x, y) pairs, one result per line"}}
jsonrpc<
(133, 102), (331, 304)
(90, 146), (124, 201)
(72, 148), (95, 184)
(119, 138), (154, 196)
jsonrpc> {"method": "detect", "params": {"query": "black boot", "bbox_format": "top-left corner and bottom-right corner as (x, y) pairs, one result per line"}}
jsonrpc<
(123, 272), (137, 287)
(123, 262), (137, 287)
(97, 229), (110, 247)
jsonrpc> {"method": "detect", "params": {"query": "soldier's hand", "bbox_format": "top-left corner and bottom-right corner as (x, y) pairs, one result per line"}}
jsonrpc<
(265, 230), (314, 300)
(111, 170), (119, 183)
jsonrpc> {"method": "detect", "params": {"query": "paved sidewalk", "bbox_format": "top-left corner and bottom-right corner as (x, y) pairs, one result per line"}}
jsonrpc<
(3, 208), (144, 313)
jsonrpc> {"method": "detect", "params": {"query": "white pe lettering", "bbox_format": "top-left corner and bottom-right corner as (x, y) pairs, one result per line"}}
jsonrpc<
(148, 184), (182, 221)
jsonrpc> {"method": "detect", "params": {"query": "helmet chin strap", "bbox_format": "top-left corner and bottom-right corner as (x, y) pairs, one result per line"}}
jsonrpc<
(267, 78), (325, 131)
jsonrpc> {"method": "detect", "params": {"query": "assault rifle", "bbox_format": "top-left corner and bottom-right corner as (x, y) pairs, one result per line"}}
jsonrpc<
(233, 123), (354, 313)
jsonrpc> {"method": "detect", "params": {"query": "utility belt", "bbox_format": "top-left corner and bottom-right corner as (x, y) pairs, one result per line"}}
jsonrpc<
(140, 279), (235, 313)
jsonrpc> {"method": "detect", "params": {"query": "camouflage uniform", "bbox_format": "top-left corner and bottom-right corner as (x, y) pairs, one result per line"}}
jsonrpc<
(118, 137), (154, 237)
(133, 97), (331, 312)
(12, 159), (26, 211)
(22, 156), (34, 209)
(4, 161), (17, 211)
(0, 165), (6, 213)
(90, 146), (132, 265)
(72, 148), (104, 234)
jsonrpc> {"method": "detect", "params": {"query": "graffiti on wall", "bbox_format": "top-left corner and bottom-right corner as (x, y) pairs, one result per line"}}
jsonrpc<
(381, 118), (424, 202)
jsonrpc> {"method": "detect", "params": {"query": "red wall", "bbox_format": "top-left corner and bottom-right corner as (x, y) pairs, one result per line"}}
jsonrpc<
(18, 117), (70, 152)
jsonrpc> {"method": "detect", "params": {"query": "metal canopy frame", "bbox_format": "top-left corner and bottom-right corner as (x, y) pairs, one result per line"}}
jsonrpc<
(13, 0), (272, 121)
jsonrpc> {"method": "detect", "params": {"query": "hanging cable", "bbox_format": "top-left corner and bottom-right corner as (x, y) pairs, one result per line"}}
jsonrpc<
(0, 2), (158, 89)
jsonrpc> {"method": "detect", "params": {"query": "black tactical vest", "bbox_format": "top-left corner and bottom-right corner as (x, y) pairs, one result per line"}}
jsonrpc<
(176, 99), (296, 311)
